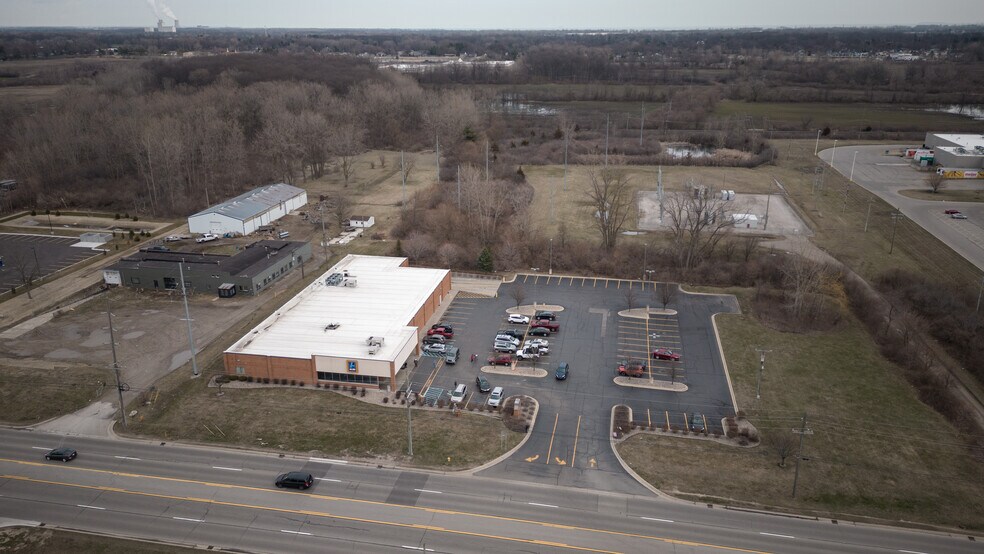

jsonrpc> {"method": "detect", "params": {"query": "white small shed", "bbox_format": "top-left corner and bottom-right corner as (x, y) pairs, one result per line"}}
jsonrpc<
(348, 215), (375, 229)
(731, 213), (760, 229)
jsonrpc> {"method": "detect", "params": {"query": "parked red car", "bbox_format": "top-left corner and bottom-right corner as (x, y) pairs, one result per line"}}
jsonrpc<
(944, 209), (961, 215)
(617, 359), (647, 377)
(531, 320), (560, 332)
(487, 354), (513, 366)
(652, 348), (681, 361)
(427, 326), (454, 338)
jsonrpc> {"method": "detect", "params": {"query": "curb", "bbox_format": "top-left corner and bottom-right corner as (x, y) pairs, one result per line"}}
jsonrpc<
(711, 312), (740, 414)
(461, 395), (539, 475)
(607, 405), (673, 500)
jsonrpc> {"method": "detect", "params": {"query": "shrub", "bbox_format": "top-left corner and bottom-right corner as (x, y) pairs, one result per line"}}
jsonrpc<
(290, 379), (296, 386)
(333, 383), (339, 390)
(132, 216), (139, 221)
(400, 399), (406, 405)
(437, 398), (445, 408)
(383, 397), (389, 404)
(115, 213), (120, 220)
(246, 375), (254, 383)
(298, 381), (305, 387)
(263, 377), (270, 384)
(360, 388), (366, 397)
(30, 210), (36, 216)
(725, 416), (738, 439)
(55, 210), (61, 216)
(351, 386), (358, 395)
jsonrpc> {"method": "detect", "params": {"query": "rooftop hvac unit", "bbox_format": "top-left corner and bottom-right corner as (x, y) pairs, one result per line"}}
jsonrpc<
(325, 273), (343, 286)
(324, 322), (340, 331)
(341, 277), (357, 287)
(366, 336), (384, 347)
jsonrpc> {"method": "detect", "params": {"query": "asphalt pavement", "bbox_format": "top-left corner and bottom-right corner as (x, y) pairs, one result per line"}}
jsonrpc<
(820, 144), (984, 271)
(0, 429), (979, 553)
(409, 274), (740, 494)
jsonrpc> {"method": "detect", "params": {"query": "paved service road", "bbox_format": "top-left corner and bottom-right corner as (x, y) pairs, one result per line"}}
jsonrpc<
(0, 429), (979, 553)
(820, 144), (984, 271)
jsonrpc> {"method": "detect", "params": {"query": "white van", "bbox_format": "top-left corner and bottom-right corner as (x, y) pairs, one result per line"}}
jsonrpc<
(487, 387), (504, 407)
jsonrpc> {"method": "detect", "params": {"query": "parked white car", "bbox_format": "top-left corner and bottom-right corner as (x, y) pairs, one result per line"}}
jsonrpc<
(487, 387), (504, 407)
(494, 334), (521, 346)
(517, 348), (539, 360)
(195, 233), (218, 243)
(507, 314), (530, 325)
(522, 341), (549, 355)
(163, 235), (182, 242)
(450, 383), (467, 404)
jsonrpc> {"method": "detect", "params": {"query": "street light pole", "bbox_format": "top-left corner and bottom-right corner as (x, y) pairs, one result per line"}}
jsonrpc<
(830, 139), (838, 170)
(548, 238), (553, 275)
(107, 296), (127, 429)
(814, 129), (821, 155)
(642, 243), (648, 281)
(178, 262), (199, 377)
(850, 150), (858, 181)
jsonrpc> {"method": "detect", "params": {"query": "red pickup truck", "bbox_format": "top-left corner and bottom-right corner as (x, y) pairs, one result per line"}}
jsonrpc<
(531, 319), (559, 333)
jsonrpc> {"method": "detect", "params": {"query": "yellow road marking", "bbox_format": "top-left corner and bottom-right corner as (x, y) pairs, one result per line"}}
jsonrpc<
(571, 415), (582, 468)
(545, 413), (559, 464)
(0, 460), (770, 554)
(525, 454), (540, 462)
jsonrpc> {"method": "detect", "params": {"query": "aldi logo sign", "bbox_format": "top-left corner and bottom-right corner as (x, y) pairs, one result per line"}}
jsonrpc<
(347, 360), (358, 372)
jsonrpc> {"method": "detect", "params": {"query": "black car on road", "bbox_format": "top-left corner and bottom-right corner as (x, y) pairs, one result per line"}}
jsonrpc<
(45, 448), (77, 462)
(275, 471), (314, 489)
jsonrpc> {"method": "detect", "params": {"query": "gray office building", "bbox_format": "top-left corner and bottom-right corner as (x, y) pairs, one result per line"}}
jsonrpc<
(103, 240), (312, 296)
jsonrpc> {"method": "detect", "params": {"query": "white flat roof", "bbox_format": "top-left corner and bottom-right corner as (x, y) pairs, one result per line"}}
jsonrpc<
(937, 145), (984, 157)
(225, 255), (447, 362)
(934, 134), (984, 150)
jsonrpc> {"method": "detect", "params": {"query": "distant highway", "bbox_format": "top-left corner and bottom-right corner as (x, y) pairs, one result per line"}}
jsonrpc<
(0, 429), (979, 553)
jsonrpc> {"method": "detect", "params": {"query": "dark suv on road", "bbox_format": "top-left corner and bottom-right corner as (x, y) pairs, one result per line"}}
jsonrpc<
(275, 471), (314, 490)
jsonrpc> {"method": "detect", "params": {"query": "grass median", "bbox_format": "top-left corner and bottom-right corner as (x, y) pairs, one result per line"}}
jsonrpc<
(617, 289), (984, 530)
(127, 378), (522, 470)
(0, 526), (193, 553)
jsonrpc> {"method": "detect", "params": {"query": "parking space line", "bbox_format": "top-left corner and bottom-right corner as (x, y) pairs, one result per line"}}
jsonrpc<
(593, 277), (597, 287)
(570, 415), (582, 468)
(545, 413), (559, 464)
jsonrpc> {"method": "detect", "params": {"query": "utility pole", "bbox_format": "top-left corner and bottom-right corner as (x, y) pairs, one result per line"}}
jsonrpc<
(764, 181), (772, 231)
(814, 129), (821, 155)
(107, 296), (127, 429)
(563, 131), (569, 191)
(850, 150), (858, 181)
(548, 238), (553, 275)
(642, 243), (649, 281)
(456, 165), (461, 209)
(319, 203), (328, 262)
(976, 275), (984, 313)
(754, 348), (771, 400)
(864, 201), (872, 232)
(406, 386), (414, 456)
(889, 211), (903, 254)
(604, 114), (610, 166)
(401, 151), (406, 210)
(791, 413), (813, 498)
(830, 139), (838, 171)
(657, 166), (664, 225)
(178, 262), (199, 377)
(435, 134), (440, 180)
(485, 140), (490, 184)
(639, 104), (645, 146)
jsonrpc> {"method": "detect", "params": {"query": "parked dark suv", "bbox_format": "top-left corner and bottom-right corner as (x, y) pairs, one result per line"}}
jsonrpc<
(534, 311), (557, 321)
(275, 471), (314, 490)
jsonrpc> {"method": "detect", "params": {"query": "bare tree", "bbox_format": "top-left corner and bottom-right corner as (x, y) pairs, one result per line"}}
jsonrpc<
(741, 235), (762, 262)
(436, 242), (463, 268)
(330, 121), (365, 188)
(328, 190), (353, 230)
(509, 285), (527, 309)
(659, 282), (677, 309)
(378, 153), (387, 168)
(780, 252), (833, 320)
(401, 231), (433, 264)
(400, 153), (417, 184)
(582, 166), (633, 250)
(623, 287), (637, 309)
(926, 172), (946, 194)
(460, 165), (510, 245)
(664, 179), (741, 269)
(7, 249), (39, 299)
(768, 432), (798, 468)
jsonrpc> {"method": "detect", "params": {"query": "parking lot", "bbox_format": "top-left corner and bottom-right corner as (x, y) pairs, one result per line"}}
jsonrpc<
(0, 234), (103, 291)
(404, 273), (740, 492)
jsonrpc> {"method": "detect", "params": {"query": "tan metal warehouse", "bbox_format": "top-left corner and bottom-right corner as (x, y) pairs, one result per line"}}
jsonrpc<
(223, 255), (450, 389)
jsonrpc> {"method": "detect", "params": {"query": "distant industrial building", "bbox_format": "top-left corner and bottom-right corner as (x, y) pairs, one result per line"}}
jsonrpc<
(188, 183), (307, 237)
(102, 240), (311, 296)
(145, 18), (178, 33)
(924, 133), (984, 170)
(223, 255), (451, 389)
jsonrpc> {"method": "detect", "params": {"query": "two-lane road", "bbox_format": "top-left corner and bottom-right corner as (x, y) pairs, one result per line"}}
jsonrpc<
(0, 429), (979, 553)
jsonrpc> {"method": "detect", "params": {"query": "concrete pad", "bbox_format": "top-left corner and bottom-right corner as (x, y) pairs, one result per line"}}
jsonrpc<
(35, 401), (117, 437)
(613, 376), (688, 392)
(481, 365), (547, 378)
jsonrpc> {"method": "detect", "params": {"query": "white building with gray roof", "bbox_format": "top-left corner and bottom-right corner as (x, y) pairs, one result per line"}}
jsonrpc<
(188, 183), (308, 236)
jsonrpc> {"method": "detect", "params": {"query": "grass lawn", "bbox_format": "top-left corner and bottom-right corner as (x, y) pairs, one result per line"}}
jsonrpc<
(618, 289), (984, 530)
(126, 378), (522, 470)
(716, 101), (982, 133)
(0, 526), (193, 553)
(898, 188), (984, 203)
(0, 364), (111, 425)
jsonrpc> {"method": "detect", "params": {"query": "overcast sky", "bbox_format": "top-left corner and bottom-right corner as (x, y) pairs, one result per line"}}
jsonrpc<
(2, 0), (982, 29)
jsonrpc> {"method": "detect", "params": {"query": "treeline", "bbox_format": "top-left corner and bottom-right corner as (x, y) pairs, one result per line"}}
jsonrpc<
(3, 26), (983, 61)
(0, 56), (481, 216)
